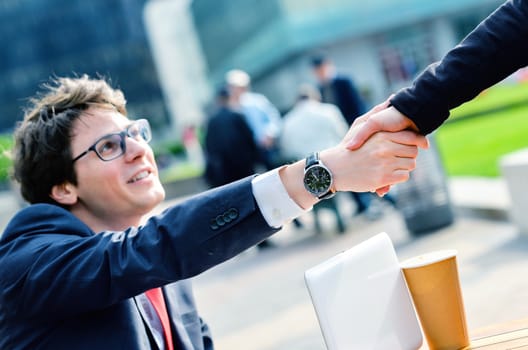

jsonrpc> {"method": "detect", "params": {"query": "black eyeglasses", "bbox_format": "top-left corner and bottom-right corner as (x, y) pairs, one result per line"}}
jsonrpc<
(72, 119), (152, 163)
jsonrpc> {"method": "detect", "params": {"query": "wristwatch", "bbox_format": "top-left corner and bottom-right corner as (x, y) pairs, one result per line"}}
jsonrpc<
(303, 152), (336, 200)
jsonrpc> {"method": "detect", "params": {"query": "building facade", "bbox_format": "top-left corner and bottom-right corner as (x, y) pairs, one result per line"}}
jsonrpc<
(191, 0), (505, 112)
(0, 0), (169, 133)
(0, 0), (507, 134)
(144, 0), (211, 129)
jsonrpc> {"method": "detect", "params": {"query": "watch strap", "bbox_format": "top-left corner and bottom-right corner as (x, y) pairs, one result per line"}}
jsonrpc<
(318, 187), (336, 200)
(305, 152), (319, 169)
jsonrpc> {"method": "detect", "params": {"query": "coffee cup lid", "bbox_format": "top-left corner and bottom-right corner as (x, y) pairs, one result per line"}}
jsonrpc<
(400, 249), (458, 268)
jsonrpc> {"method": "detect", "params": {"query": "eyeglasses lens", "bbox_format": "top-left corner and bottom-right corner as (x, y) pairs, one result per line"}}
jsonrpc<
(94, 120), (151, 161)
(95, 134), (124, 161)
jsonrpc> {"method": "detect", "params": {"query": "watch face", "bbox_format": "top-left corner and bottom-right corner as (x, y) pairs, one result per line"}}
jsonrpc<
(304, 165), (332, 195)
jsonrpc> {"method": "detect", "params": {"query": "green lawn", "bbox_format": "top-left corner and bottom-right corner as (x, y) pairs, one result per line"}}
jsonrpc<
(0, 135), (13, 182)
(436, 83), (528, 177)
(1, 83), (527, 182)
(159, 161), (204, 183)
(449, 81), (528, 119)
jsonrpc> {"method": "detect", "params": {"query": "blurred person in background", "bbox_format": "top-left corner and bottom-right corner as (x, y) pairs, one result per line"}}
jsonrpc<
(204, 86), (258, 188)
(0, 75), (427, 350)
(280, 84), (350, 232)
(311, 55), (396, 218)
(311, 55), (367, 126)
(225, 69), (282, 170)
(181, 124), (205, 169)
(204, 86), (274, 249)
(280, 84), (349, 163)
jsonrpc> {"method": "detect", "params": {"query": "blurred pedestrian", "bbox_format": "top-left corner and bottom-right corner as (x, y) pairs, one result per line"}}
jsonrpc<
(182, 125), (205, 168)
(225, 69), (282, 170)
(204, 86), (258, 188)
(280, 84), (348, 162)
(280, 84), (350, 232)
(311, 55), (393, 217)
(204, 86), (274, 249)
(311, 54), (366, 126)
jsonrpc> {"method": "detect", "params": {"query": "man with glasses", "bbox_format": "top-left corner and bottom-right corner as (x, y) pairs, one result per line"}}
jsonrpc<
(0, 75), (427, 350)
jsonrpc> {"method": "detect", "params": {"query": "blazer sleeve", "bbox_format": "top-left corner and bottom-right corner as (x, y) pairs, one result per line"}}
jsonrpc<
(391, 0), (528, 134)
(0, 177), (279, 320)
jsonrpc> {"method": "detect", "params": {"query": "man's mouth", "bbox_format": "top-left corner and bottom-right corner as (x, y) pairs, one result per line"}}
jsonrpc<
(128, 170), (149, 183)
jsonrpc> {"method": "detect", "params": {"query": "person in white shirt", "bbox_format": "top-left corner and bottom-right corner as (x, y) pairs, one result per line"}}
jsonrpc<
(280, 84), (351, 232)
(280, 84), (349, 162)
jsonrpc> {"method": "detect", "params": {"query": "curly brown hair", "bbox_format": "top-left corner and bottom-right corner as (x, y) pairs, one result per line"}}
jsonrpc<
(13, 75), (127, 205)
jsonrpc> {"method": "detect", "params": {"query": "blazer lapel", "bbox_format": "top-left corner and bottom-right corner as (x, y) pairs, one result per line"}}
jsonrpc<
(163, 283), (195, 350)
(134, 294), (165, 350)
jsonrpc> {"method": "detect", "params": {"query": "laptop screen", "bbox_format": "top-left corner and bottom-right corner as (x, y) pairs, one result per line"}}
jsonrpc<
(304, 232), (422, 350)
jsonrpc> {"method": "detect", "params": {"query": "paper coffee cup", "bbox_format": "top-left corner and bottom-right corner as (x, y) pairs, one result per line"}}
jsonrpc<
(401, 250), (469, 350)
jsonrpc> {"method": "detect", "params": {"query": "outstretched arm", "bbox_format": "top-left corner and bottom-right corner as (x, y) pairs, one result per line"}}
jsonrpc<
(279, 121), (428, 210)
(348, 0), (528, 149)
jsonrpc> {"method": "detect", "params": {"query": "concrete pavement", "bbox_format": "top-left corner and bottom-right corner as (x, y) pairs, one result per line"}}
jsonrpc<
(188, 177), (527, 350)
(192, 214), (527, 350)
(0, 176), (525, 350)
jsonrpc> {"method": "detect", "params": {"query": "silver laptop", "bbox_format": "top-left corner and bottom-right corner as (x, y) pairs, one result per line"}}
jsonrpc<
(304, 232), (422, 350)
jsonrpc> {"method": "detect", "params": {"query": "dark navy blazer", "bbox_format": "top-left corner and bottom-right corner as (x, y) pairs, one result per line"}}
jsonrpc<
(0, 177), (279, 350)
(391, 0), (528, 135)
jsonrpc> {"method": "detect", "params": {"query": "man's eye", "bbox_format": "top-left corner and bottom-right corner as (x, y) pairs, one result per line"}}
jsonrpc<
(97, 139), (120, 155)
(128, 125), (147, 141)
(127, 124), (137, 134)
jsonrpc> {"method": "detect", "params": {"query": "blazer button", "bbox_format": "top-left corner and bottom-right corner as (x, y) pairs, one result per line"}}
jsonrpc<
(222, 212), (232, 223)
(216, 215), (226, 226)
(210, 219), (219, 230)
(227, 208), (238, 219)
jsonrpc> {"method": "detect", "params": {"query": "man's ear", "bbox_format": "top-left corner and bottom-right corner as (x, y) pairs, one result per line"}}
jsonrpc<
(50, 182), (78, 205)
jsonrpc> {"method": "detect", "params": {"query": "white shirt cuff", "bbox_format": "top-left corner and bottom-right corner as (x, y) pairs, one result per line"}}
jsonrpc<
(251, 167), (310, 228)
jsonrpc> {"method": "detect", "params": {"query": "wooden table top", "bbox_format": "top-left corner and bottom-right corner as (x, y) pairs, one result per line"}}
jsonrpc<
(419, 318), (528, 349)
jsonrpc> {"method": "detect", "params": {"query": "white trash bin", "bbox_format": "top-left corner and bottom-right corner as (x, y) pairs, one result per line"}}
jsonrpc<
(500, 148), (528, 235)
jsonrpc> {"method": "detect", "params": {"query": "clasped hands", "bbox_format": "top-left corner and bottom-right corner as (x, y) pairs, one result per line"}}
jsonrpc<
(320, 98), (428, 196)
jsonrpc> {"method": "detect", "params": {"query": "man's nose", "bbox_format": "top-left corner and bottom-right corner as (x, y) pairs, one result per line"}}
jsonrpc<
(123, 136), (148, 160)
